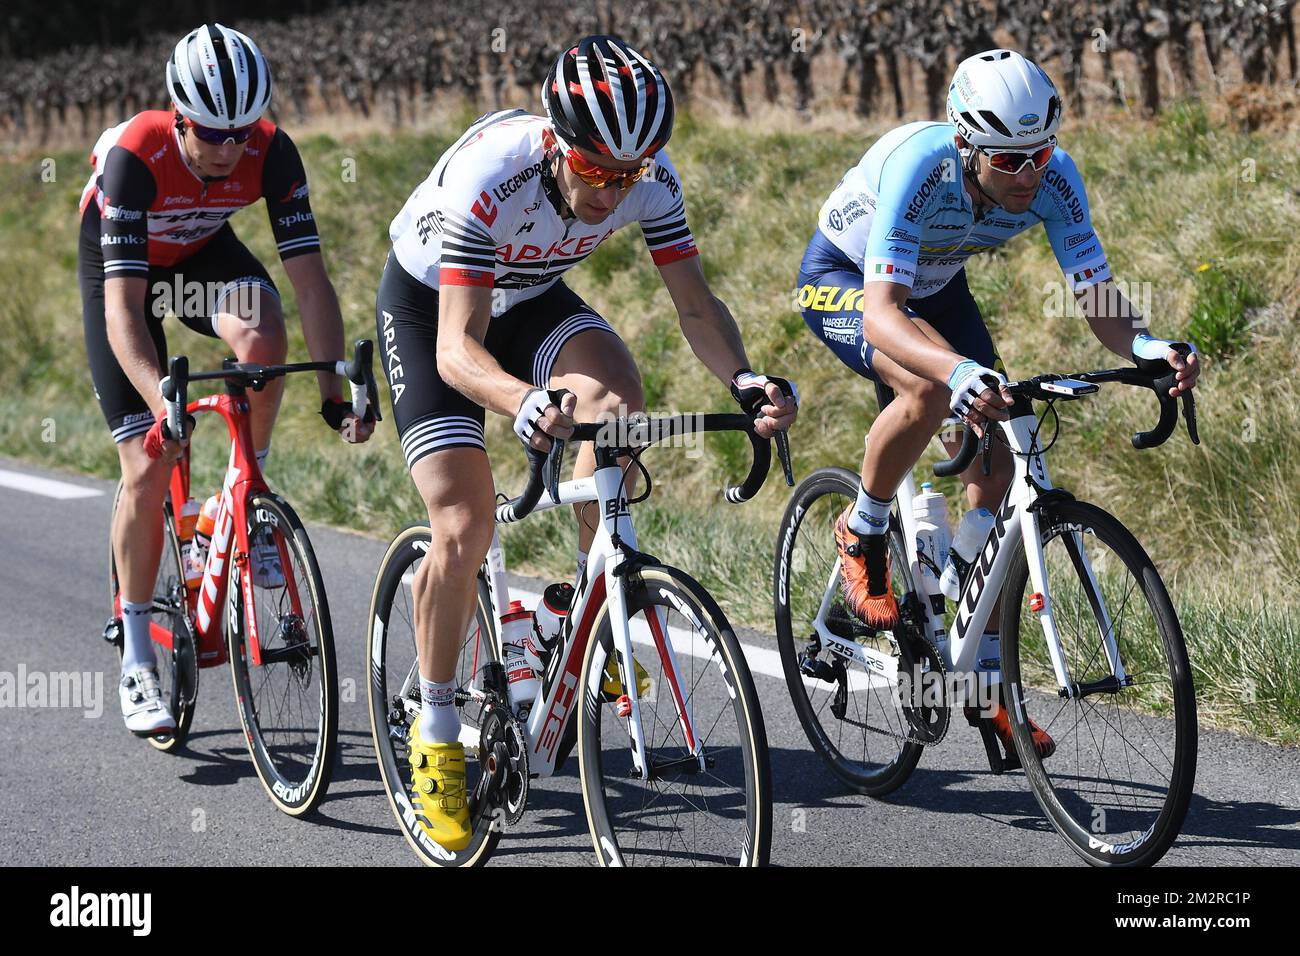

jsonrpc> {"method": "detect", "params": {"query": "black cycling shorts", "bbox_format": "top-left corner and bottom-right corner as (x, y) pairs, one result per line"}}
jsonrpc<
(797, 228), (1002, 382)
(78, 203), (280, 443)
(375, 251), (620, 471)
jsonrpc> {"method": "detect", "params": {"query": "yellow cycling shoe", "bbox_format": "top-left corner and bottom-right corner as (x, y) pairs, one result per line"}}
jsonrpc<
(602, 655), (653, 699)
(407, 723), (472, 852)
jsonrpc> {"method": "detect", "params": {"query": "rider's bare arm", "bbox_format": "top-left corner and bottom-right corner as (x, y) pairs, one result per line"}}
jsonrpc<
(657, 256), (751, 384)
(436, 284), (535, 418)
(861, 279), (967, 384)
(1077, 278), (1200, 393)
(104, 275), (166, 419)
(282, 253), (347, 399)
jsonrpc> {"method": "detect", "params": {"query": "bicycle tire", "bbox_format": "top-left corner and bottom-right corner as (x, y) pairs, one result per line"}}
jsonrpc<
(227, 491), (338, 816)
(366, 524), (501, 867)
(579, 564), (772, 866)
(1000, 497), (1197, 867)
(108, 480), (198, 753)
(774, 467), (925, 796)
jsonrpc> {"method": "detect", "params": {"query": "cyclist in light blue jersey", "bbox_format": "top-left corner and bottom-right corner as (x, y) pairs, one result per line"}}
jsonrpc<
(797, 49), (1200, 758)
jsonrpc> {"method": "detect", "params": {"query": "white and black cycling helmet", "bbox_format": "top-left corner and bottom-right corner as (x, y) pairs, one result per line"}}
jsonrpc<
(947, 49), (1060, 148)
(542, 35), (674, 162)
(167, 23), (272, 129)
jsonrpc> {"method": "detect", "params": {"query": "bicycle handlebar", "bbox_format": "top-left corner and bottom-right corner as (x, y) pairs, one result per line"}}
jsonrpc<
(932, 344), (1200, 477)
(497, 410), (781, 523)
(157, 339), (381, 441)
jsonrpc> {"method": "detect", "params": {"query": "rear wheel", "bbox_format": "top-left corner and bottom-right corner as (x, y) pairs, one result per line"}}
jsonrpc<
(227, 492), (337, 816)
(774, 467), (925, 796)
(1000, 498), (1197, 867)
(366, 525), (501, 866)
(108, 480), (197, 752)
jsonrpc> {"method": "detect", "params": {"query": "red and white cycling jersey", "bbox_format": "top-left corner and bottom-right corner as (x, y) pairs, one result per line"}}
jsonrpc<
(388, 109), (699, 312)
(78, 109), (320, 276)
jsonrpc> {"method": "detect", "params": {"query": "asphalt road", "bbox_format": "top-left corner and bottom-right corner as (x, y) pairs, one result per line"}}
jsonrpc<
(2, 457), (1297, 867)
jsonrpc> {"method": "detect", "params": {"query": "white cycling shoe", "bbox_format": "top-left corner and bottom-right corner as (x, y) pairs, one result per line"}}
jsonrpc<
(119, 667), (176, 737)
(251, 527), (286, 589)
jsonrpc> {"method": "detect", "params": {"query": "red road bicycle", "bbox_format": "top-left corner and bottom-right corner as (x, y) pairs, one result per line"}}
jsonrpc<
(105, 340), (379, 816)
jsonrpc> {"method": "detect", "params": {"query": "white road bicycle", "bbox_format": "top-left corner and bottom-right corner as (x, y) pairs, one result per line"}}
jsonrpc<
(368, 405), (792, 866)
(774, 348), (1200, 867)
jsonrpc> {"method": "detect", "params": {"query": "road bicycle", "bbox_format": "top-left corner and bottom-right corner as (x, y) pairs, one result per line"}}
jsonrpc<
(368, 403), (793, 866)
(774, 347), (1199, 866)
(105, 341), (379, 816)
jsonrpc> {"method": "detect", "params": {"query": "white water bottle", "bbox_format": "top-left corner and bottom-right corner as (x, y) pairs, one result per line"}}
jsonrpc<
(912, 482), (951, 615)
(524, 582), (573, 674)
(500, 600), (540, 719)
(940, 507), (995, 601)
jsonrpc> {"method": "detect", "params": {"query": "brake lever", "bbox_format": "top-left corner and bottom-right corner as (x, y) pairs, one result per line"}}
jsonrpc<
(775, 431), (794, 487)
(545, 436), (566, 504)
(980, 428), (993, 477)
(1181, 391), (1200, 445)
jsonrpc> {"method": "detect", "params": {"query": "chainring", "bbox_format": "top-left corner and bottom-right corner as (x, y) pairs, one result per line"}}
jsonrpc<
(896, 598), (951, 745)
(478, 703), (529, 827)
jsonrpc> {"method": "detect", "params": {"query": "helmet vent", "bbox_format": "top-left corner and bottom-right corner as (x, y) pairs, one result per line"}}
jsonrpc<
(978, 110), (1012, 137)
(1044, 96), (1060, 131)
(960, 110), (985, 133)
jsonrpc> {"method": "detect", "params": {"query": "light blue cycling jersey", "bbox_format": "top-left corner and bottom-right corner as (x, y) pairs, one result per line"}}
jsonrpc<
(815, 121), (1111, 298)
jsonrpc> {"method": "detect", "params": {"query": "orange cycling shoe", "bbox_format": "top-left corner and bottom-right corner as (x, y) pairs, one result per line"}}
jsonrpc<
(967, 699), (1057, 765)
(833, 508), (899, 628)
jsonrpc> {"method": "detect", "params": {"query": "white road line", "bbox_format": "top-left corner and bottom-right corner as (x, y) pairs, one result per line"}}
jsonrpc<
(0, 469), (104, 500)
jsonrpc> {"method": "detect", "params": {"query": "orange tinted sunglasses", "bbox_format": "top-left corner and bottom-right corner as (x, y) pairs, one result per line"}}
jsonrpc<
(559, 141), (652, 189)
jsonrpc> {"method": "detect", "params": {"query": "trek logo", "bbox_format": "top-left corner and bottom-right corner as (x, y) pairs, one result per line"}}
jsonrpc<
(196, 486), (236, 635)
(279, 180), (309, 203)
(471, 190), (498, 227)
(49, 886), (151, 935)
(953, 496), (1017, 640)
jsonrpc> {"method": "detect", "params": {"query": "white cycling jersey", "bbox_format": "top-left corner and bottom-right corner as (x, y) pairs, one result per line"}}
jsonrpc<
(389, 109), (699, 313)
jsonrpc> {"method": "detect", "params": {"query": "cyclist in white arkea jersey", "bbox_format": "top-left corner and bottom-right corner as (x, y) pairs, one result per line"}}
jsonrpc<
(797, 50), (1199, 760)
(376, 36), (797, 852)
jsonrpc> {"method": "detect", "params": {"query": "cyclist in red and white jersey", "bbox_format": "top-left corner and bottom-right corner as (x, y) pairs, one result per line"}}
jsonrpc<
(376, 35), (798, 851)
(79, 23), (373, 737)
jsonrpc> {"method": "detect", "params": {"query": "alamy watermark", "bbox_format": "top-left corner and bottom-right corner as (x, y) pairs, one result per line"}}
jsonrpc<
(0, 664), (103, 718)
(592, 406), (706, 459)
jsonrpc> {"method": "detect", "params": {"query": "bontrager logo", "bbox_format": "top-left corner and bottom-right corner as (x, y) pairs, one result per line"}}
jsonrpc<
(49, 886), (151, 936)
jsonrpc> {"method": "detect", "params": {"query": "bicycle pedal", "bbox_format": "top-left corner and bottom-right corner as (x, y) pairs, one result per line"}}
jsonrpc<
(102, 618), (123, 648)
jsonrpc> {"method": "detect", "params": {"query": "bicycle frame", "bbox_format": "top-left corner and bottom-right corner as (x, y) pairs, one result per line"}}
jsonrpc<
(469, 448), (699, 781)
(116, 387), (301, 670)
(810, 407), (1123, 701)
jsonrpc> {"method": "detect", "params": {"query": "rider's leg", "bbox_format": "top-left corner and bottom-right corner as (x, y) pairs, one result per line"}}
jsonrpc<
(113, 436), (172, 668)
(213, 283), (287, 455)
(549, 328), (644, 561)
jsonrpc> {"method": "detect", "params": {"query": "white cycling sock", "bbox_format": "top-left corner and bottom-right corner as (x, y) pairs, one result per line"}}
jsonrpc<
(847, 484), (892, 536)
(417, 676), (460, 744)
(120, 600), (156, 672)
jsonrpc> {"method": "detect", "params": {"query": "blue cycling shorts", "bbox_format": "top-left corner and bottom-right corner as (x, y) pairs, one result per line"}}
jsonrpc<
(797, 228), (1001, 382)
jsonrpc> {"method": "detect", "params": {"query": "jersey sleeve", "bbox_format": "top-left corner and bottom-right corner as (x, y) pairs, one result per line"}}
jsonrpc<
(1038, 149), (1111, 291)
(261, 128), (322, 261)
(636, 151), (699, 266)
(427, 162), (506, 289)
(860, 143), (957, 290)
(96, 145), (155, 279)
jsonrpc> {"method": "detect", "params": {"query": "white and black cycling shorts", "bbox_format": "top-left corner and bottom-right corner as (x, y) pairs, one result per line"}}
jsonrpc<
(374, 252), (620, 471)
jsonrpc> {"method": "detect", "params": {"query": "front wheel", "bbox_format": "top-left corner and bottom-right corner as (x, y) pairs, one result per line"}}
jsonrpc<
(1000, 498), (1197, 867)
(579, 564), (772, 866)
(227, 492), (338, 816)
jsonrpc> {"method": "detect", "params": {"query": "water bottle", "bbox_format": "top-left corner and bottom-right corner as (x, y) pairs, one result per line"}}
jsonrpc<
(500, 600), (540, 719)
(177, 498), (201, 588)
(940, 507), (995, 601)
(524, 582), (574, 674)
(912, 482), (951, 617)
(185, 495), (220, 590)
